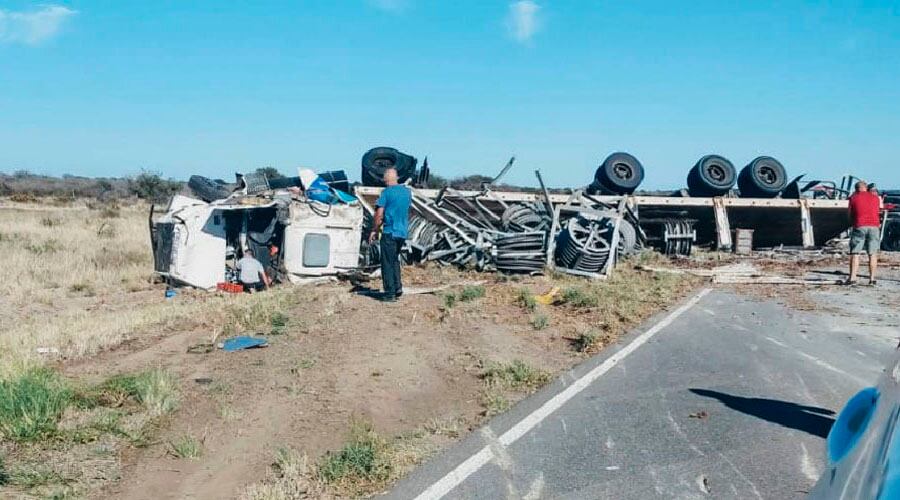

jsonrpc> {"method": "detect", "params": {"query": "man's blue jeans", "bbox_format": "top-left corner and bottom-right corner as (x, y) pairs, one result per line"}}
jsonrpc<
(380, 235), (404, 297)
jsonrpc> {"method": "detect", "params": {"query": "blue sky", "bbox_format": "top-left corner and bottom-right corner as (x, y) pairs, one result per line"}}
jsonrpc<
(0, 1), (898, 189)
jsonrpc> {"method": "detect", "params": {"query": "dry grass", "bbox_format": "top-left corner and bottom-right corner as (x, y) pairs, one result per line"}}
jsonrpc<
(241, 447), (323, 500)
(0, 198), (305, 376)
(0, 200), (151, 304)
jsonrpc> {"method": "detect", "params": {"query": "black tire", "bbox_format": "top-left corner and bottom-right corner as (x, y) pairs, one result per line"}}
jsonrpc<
(361, 147), (417, 187)
(883, 220), (900, 252)
(738, 156), (788, 198)
(594, 152), (644, 194)
(687, 155), (736, 196)
(618, 219), (638, 256)
(188, 175), (232, 202)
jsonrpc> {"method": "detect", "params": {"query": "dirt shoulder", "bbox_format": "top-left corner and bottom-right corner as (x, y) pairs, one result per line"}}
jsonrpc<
(36, 262), (695, 499)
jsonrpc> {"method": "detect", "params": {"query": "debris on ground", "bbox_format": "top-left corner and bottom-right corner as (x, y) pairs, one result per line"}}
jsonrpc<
(218, 336), (270, 352)
(638, 262), (845, 285)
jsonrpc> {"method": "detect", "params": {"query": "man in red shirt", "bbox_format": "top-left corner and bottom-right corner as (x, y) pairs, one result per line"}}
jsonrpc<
(847, 181), (882, 285)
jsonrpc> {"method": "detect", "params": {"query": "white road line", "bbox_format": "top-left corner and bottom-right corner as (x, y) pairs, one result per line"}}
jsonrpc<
(413, 288), (712, 500)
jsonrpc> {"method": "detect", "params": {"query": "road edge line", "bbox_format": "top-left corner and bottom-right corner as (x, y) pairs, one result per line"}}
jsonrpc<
(413, 287), (712, 500)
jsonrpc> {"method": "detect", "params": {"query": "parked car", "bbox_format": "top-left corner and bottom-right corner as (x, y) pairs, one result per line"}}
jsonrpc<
(808, 347), (900, 499)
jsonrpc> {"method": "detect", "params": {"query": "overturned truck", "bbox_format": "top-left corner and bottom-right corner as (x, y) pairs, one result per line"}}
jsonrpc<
(151, 149), (866, 289)
(150, 189), (363, 289)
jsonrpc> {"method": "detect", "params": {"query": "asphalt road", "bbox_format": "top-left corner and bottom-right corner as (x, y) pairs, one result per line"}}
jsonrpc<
(386, 284), (900, 500)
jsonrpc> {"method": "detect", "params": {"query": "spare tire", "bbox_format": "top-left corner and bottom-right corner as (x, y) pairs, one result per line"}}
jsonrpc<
(738, 156), (788, 198)
(593, 152), (645, 194)
(687, 155), (736, 197)
(188, 175), (232, 202)
(361, 147), (417, 187)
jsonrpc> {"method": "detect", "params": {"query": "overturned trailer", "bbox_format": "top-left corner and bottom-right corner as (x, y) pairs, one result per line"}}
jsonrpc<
(355, 186), (851, 256)
(150, 192), (363, 289)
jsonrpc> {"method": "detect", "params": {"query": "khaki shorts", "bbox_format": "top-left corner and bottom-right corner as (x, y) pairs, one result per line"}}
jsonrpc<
(850, 226), (881, 255)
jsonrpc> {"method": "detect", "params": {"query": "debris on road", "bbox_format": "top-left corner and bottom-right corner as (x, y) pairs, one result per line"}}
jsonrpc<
(638, 262), (845, 285)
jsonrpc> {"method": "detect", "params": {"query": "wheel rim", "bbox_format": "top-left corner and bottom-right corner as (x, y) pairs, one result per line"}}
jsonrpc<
(612, 162), (634, 180)
(372, 157), (396, 169)
(757, 165), (778, 186)
(706, 163), (727, 183)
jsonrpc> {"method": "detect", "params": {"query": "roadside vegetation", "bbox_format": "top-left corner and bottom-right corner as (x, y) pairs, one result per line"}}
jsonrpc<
(0, 198), (700, 498)
(0, 365), (180, 497)
(243, 421), (438, 499)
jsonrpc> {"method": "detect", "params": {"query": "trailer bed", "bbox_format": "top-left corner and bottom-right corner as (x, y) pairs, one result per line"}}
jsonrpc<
(354, 187), (849, 250)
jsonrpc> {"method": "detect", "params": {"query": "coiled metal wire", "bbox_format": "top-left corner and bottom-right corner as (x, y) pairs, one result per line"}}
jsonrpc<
(554, 215), (614, 273)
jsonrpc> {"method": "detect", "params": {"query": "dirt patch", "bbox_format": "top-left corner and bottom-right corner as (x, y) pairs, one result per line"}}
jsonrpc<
(27, 263), (694, 499)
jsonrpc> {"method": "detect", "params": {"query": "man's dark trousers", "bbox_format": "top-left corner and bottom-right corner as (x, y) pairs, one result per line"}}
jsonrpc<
(380, 235), (404, 298)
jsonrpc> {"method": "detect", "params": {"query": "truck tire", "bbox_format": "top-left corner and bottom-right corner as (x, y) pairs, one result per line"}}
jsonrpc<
(883, 220), (900, 252)
(361, 147), (417, 187)
(188, 175), (232, 202)
(618, 219), (638, 256)
(593, 152), (644, 194)
(687, 155), (736, 196)
(738, 156), (788, 198)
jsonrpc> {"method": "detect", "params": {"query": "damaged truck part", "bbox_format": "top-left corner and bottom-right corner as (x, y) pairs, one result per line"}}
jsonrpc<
(151, 170), (363, 289)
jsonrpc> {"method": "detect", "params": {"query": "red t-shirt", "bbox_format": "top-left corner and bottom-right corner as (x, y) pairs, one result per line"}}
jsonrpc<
(848, 192), (881, 228)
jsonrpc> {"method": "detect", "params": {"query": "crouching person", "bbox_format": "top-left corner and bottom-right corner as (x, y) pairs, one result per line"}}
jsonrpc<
(237, 248), (271, 292)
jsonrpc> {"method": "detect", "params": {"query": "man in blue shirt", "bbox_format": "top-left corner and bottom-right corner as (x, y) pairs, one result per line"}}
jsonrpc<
(369, 168), (412, 302)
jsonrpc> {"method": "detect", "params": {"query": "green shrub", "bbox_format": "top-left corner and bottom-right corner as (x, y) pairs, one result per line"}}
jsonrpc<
(318, 423), (389, 484)
(270, 311), (288, 335)
(481, 360), (550, 391)
(128, 171), (182, 202)
(169, 435), (203, 460)
(0, 368), (72, 441)
(442, 293), (457, 309)
(255, 167), (285, 180)
(480, 391), (510, 417)
(516, 288), (537, 312)
(8, 465), (66, 488)
(85, 368), (179, 416)
(459, 285), (486, 302)
(561, 287), (599, 308)
(531, 313), (549, 330)
(574, 332), (598, 352)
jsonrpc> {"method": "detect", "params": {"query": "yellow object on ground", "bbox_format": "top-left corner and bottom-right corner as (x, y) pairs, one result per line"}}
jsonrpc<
(535, 287), (561, 305)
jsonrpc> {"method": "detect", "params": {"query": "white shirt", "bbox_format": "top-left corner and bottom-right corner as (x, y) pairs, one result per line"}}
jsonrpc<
(236, 256), (264, 284)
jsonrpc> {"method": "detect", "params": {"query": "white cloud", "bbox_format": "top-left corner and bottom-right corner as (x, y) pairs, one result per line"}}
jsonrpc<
(368, 0), (409, 13)
(0, 5), (77, 46)
(506, 0), (541, 44)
